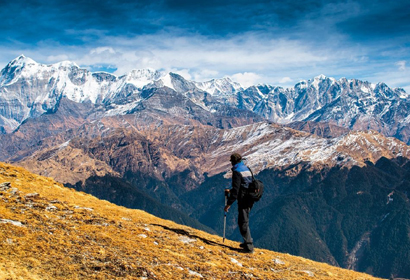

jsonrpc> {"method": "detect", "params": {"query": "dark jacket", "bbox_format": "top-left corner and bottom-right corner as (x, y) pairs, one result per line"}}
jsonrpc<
(227, 161), (253, 207)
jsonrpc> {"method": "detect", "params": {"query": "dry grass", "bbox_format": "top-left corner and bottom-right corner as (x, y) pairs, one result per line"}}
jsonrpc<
(0, 162), (384, 280)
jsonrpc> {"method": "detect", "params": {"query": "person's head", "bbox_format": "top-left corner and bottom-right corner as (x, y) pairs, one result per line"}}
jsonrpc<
(230, 153), (242, 166)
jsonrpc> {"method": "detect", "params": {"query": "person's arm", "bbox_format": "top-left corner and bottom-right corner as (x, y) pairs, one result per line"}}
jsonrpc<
(227, 170), (241, 206)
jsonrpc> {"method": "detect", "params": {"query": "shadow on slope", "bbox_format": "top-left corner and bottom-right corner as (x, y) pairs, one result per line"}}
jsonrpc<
(151, 224), (243, 252)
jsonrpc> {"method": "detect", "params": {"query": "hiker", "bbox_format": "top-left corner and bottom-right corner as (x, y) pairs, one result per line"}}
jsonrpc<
(224, 153), (254, 253)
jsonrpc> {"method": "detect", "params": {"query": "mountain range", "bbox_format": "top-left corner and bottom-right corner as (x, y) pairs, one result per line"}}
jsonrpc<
(1, 55), (410, 278)
(1, 55), (410, 144)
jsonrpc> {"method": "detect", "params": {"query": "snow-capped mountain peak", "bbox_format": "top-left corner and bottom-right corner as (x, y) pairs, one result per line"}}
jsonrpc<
(0, 55), (39, 86)
(308, 74), (336, 90)
(314, 74), (327, 80)
(195, 77), (244, 96)
(126, 68), (161, 79)
(52, 60), (79, 69)
(10, 54), (37, 67)
(125, 68), (163, 88)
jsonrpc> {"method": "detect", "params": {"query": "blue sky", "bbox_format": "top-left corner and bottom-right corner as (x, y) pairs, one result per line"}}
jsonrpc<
(0, 0), (409, 91)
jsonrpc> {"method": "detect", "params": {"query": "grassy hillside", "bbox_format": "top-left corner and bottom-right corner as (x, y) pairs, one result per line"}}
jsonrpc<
(0, 162), (383, 280)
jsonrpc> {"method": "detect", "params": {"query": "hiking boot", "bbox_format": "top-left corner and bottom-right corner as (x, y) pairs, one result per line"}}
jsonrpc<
(240, 242), (254, 253)
(241, 247), (254, 254)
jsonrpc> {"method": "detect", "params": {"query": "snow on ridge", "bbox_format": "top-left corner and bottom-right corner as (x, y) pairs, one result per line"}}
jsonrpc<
(305, 74), (336, 91)
(213, 122), (336, 172)
(3, 56), (407, 97)
(211, 123), (410, 177)
(104, 100), (142, 117)
(0, 115), (19, 133)
(52, 60), (79, 69)
(195, 77), (244, 96)
(160, 73), (176, 90)
(9, 55), (37, 68)
(125, 68), (163, 88)
(1, 56), (164, 105)
(310, 74), (326, 90)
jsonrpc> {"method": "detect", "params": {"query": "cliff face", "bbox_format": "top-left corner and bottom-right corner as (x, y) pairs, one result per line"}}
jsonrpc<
(0, 162), (383, 280)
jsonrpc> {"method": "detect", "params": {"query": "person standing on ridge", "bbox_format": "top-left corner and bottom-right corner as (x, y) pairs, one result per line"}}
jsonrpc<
(224, 153), (254, 253)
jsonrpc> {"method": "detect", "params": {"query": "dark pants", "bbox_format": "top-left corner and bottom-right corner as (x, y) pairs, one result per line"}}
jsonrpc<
(238, 197), (254, 251)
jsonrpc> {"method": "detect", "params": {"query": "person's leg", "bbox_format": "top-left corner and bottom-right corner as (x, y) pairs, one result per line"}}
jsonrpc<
(238, 206), (254, 252)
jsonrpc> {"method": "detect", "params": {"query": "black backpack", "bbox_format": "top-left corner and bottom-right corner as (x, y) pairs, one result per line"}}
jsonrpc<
(248, 168), (264, 202)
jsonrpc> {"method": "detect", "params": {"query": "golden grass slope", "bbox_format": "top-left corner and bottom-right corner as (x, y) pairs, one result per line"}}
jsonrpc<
(0, 162), (384, 280)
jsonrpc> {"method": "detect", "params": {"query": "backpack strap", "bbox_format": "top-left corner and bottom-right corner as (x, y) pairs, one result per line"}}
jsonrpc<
(248, 167), (255, 181)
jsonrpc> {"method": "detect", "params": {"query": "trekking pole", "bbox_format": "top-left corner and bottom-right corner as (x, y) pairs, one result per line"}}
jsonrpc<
(223, 189), (229, 243)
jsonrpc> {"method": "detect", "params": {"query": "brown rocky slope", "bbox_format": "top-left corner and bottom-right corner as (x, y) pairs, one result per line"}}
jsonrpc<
(0, 162), (384, 280)
(16, 122), (410, 186)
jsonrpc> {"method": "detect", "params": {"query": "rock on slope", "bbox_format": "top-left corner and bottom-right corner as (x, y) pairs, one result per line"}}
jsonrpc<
(0, 162), (383, 280)
(285, 121), (350, 138)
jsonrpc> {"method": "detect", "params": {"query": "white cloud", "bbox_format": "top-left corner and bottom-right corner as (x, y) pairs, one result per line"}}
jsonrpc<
(77, 33), (329, 76)
(279, 77), (292, 84)
(396, 60), (406, 71)
(169, 68), (192, 80)
(230, 72), (262, 88)
(192, 69), (220, 81)
(46, 54), (69, 62)
(0, 30), (408, 93)
(90, 47), (116, 55)
(19, 32), (332, 87)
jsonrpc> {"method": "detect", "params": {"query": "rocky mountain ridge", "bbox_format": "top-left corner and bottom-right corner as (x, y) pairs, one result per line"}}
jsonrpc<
(16, 121), (410, 186)
(234, 76), (410, 143)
